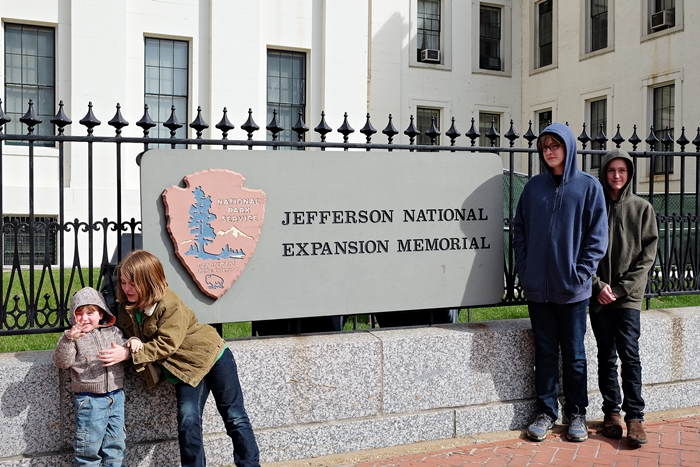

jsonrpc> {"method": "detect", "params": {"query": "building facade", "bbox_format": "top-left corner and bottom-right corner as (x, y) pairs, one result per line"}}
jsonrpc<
(0, 0), (694, 265)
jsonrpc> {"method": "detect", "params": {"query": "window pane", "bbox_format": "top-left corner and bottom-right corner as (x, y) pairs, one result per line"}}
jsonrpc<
(145, 66), (160, 94)
(38, 57), (54, 86)
(279, 74), (291, 104)
(292, 78), (304, 105)
(22, 87), (38, 110)
(267, 77), (280, 103)
(38, 29), (54, 57)
(479, 113), (500, 147)
(5, 85), (23, 113)
(145, 39), (159, 66)
(174, 68), (187, 96)
(22, 27), (38, 56)
(160, 41), (173, 68)
(268, 52), (280, 77)
(173, 41), (187, 68)
(158, 96), (172, 122)
(160, 67), (174, 95)
(6, 54), (22, 83)
(280, 53), (293, 79)
(5, 26), (22, 54)
(38, 87), (54, 116)
(173, 97), (187, 122)
(292, 55), (304, 79)
(22, 55), (38, 85)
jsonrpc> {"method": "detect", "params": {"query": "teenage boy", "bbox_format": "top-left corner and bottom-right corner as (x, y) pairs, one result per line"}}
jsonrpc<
(591, 149), (658, 446)
(513, 122), (608, 442)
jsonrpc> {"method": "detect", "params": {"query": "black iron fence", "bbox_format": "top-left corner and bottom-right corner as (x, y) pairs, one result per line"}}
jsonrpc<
(1, 99), (698, 335)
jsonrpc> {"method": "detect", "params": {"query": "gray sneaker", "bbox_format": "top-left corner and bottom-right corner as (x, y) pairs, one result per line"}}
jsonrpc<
(567, 414), (589, 442)
(527, 413), (554, 441)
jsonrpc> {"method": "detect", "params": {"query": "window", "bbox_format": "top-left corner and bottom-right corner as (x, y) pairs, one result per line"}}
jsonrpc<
(144, 38), (188, 145)
(417, 0), (441, 61)
(538, 110), (552, 134)
(590, 0), (608, 52)
(479, 5), (501, 70)
(652, 84), (674, 174)
(479, 113), (500, 147)
(3, 216), (57, 265)
(267, 50), (306, 147)
(650, 0), (675, 32)
(416, 107), (440, 146)
(4, 24), (55, 145)
(589, 99), (607, 169)
(537, 0), (553, 68)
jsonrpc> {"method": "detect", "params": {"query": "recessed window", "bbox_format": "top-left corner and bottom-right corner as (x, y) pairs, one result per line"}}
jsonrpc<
(4, 23), (55, 145)
(144, 38), (189, 146)
(650, 0), (675, 32)
(266, 50), (306, 147)
(479, 5), (501, 71)
(590, 98), (607, 169)
(417, 0), (441, 62)
(3, 216), (57, 265)
(416, 107), (440, 146)
(479, 113), (501, 147)
(538, 110), (552, 134)
(652, 84), (674, 174)
(537, 0), (553, 68)
(590, 0), (608, 52)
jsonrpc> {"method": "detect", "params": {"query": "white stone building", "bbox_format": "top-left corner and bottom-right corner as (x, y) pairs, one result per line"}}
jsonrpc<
(0, 0), (693, 265)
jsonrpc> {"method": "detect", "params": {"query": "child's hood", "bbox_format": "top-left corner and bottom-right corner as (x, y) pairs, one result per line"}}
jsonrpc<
(537, 122), (578, 183)
(69, 287), (115, 326)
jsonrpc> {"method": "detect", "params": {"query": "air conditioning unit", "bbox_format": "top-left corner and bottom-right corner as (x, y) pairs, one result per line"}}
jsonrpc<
(651, 9), (675, 30)
(420, 48), (441, 63)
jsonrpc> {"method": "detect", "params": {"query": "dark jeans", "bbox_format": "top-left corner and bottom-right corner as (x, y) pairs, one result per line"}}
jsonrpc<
(528, 299), (589, 421)
(175, 348), (260, 467)
(589, 307), (644, 421)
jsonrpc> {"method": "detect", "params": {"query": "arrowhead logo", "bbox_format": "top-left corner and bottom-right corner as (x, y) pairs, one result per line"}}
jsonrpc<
(162, 169), (266, 299)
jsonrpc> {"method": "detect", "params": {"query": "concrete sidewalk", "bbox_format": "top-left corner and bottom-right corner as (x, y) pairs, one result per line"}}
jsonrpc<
(265, 407), (700, 467)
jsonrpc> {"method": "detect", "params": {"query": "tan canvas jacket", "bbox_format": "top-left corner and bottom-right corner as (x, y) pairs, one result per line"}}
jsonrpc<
(117, 288), (226, 389)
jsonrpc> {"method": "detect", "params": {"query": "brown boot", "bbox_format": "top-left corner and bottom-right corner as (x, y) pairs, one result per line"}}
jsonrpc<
(602, 413), (623, 439)
(627, 419), (648, 446)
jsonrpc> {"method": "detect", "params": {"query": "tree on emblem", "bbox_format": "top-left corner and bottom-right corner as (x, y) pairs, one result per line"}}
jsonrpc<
(186, 186), (217, 256)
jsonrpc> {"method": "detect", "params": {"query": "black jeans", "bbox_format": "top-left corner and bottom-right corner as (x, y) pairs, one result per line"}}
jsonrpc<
(589, 307), (645, 421)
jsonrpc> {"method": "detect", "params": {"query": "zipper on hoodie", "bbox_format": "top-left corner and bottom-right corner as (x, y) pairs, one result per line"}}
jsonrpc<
(545, 184), (560, 301)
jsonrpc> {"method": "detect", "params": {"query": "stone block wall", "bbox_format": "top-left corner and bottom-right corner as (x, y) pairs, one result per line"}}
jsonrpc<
(1, 308), (699, 466)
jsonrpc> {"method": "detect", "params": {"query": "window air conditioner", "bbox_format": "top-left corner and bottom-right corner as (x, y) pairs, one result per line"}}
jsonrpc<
(651, 9), (675, 30)
(420, 49), (441, 63)
(480, 56), (501, 70)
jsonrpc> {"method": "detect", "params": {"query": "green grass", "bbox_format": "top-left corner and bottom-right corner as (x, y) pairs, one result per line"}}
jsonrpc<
(3, 292), (700, 353)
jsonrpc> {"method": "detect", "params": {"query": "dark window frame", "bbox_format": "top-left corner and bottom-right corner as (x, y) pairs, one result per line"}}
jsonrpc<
(4, 23), (56, 145)
(479, 5), (502, 70)
(590, 0), (608, 52)
(266, 49), (306, 147)
(652, 83), (675, 175)
(144, 37), (189, 148)
(479, 112), (501, 147)
(416, 107), (440, 147)
(590, 98), (607, 169)
(537, 0), (553, 68)
(417, 0), (441, 61)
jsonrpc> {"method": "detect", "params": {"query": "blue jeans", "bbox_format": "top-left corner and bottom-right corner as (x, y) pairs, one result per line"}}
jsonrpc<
(589, 307), (644, 421)
(528, 300), (589, 421)
(74, 389), (126, 467)
(175, 347), (260, 467)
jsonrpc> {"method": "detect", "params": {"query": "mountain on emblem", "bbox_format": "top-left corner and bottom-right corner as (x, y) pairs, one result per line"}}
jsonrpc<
(162, 169), (266, 299)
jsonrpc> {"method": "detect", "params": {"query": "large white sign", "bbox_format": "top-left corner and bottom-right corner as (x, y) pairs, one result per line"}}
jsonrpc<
(141, 149), (504, 323)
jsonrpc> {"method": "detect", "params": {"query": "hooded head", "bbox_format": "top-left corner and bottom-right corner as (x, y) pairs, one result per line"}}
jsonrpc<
(69, 287), (115, 327)
(537, 122), (578, 183)
(599, 148), (634, 202)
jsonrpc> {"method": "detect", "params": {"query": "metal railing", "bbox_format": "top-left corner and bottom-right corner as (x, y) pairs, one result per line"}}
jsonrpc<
(0, 99), (698, 335)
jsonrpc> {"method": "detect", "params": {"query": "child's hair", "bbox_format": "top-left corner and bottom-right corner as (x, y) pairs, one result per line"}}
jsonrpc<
(537, 132), (565, 153)
(115, 250), (168, 311)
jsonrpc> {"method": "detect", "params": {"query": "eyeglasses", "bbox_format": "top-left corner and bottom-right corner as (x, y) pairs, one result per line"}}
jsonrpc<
(542, 143), (561, 153)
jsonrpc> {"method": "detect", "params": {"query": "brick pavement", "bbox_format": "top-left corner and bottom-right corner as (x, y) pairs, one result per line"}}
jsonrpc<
(350, 416), (700, 467)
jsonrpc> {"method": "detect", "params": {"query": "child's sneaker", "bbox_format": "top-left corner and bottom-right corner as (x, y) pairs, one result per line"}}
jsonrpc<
(527, 413), (554, 441)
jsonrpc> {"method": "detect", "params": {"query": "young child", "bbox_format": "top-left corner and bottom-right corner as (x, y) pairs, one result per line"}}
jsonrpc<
(591, 149), (658, 446)
(53, 286), (142, 467)
(97, 249), (260, 467)
(513, 123), (608, 442)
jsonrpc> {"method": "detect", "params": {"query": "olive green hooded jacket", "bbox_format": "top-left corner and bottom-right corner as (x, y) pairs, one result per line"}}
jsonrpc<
(591, 149), (659, 312)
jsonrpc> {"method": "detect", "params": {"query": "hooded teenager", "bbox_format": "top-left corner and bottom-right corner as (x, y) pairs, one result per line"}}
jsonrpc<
(513, 122), (608, 442)
(590, 148), (658, 446)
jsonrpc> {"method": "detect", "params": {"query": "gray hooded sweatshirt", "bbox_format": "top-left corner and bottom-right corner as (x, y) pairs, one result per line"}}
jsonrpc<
(53, 287), (127, 394)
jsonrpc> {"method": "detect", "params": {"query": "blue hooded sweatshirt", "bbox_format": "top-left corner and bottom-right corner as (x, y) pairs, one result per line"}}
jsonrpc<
(512, 123), (608, 304)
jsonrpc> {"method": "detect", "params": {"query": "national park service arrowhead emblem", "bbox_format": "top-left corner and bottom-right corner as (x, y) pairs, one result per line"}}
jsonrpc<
(162, 169), (266, 299)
